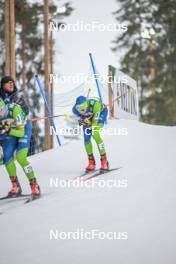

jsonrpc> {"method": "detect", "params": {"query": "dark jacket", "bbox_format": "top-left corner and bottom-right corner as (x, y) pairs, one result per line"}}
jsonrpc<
(0, 82), (29, 115)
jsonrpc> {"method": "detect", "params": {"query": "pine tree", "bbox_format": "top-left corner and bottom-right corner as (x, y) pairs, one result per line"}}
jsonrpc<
(0, 0), (73, 154)
(112, 0), (176, 125)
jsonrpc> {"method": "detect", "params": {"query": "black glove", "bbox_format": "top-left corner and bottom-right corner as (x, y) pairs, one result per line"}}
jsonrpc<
(78, 118), (84, 126)
(78, 117), (92, 127)
(0, 119), (14, 134)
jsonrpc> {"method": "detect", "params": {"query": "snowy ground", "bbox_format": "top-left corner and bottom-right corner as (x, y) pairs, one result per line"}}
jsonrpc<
(0, 119), (176, 264)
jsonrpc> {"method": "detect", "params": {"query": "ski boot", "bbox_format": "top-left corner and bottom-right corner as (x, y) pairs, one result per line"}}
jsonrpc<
(8, 176), (22, 198)
(86, 154), (96, 172)
(29, 178), (41, 199)
(100, 154), (109, 172)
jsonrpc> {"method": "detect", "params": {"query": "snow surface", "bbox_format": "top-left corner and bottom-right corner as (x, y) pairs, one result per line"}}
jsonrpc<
(0, 119), (176, 264)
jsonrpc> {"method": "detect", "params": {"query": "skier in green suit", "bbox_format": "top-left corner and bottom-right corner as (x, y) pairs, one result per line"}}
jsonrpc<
(0, 97), (41, 199)
(72, 96), (109, 172)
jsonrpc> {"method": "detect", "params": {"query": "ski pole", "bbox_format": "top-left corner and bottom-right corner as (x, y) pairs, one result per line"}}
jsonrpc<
(111, 87), (135, 104)
(35, 74), (61, 146)
(86, 87), (92, 99)
(30, 114), (70, 121)
(89, 53), (103, 103)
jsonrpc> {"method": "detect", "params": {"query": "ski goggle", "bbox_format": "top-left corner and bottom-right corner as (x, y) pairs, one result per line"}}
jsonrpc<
(76, 101), (88, 114)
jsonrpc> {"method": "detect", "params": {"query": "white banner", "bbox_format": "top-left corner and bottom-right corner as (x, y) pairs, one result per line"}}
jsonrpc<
(110, 66), (139, 120)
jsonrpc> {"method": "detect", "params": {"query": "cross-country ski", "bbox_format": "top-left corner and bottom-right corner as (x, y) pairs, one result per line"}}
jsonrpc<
(83, 167), (122, 181)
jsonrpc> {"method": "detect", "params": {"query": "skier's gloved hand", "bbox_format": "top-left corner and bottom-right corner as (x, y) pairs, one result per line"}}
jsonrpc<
(0, 125), (8, 135)
(78, 117), (84, 126)
(0, 120), (13, 133)
(83, 118), (92, 127)
(0, 128), (6, 135)
(78, 117), (92, 127)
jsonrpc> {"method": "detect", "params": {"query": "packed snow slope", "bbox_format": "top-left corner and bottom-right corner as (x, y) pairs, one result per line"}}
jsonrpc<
(0, 119), (176, 264)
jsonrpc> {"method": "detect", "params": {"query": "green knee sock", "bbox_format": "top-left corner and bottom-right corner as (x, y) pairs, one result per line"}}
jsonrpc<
(5, 159), (17, 177)
(85, 141), (93, 155)
(92, 124), (106, 155)
(16, 148), (35, 180)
